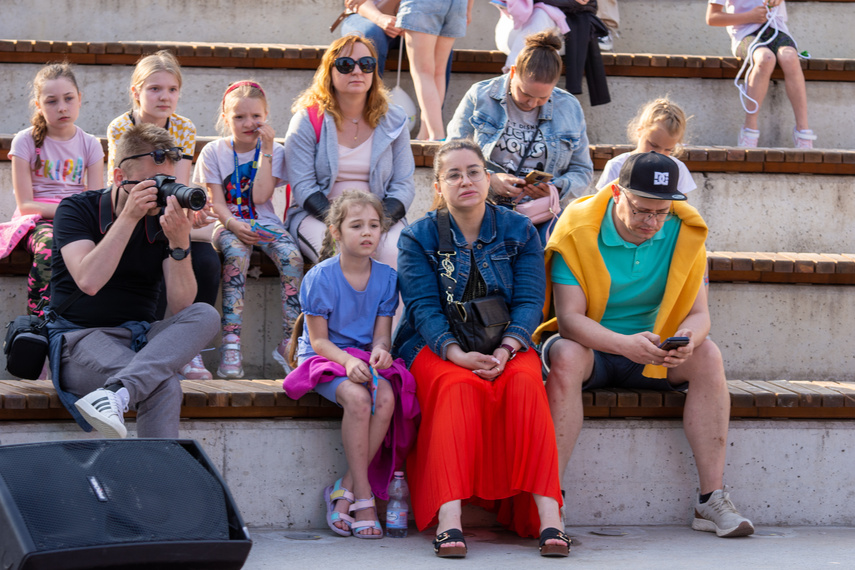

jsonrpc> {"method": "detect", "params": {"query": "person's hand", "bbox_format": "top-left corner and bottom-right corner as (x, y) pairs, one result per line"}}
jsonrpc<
(766, 0), (783, 8)
(345, 356), (371, 383)
(120, 179), (159, 221)
(521, 181), (553, 199)
(345, 0), (366, 11)
(747, 5), (769, 24)
(255, 121), (276, 156)
(160, 196), (193, 248)
(447, 344), (501, 377)
(377, 14), (402, 38)
(490, 172), (525, 199)
(369, 347), (393, 370)
(661, 329), (695, 369)
(228, 219), (260, 246)
(619, 331), (669, 366)
(192, 203), (216, 229)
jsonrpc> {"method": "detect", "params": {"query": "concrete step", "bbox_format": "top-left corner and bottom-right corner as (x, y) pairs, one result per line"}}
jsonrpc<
(12, 0), (853, 60)
(2, 59), (852, 149)
(2, 416), (853, 528)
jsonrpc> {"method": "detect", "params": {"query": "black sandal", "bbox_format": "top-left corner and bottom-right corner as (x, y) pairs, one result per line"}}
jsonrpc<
(539, 527), (571, 557)
(433, 528), (467, 558)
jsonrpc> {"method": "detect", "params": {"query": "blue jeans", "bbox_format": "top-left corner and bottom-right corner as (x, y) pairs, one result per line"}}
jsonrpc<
(341, 13), (453, 90)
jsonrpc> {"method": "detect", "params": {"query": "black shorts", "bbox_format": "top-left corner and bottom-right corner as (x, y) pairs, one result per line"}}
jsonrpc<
(736, 27), (797, 59)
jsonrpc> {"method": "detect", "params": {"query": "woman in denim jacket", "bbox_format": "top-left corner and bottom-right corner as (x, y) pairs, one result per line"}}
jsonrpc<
(393, 139), (568, 558)
(447, 31), (593, 243)
(284, 34), (415, 268)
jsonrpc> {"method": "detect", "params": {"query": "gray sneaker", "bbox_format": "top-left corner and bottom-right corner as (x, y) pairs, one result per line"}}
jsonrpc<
(692, 488), (754, 538)
(75, 387), (129, 439)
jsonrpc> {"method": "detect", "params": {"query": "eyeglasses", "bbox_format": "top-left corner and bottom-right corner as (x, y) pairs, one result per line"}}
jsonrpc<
(118, 147), (183, 168)
(334, 56), (377, 75)
(621, 190), (673, 223)
(441, 167), (486, 186)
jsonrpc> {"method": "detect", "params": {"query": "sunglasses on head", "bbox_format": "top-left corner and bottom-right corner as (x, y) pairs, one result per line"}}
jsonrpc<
(118, 147), (183, 168)
(333, 56), (377, 75)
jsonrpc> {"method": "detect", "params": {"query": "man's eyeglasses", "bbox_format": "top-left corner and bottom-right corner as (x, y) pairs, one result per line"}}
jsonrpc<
(441, 167), (486, 186)
(621, 190), (673, 223)
(334, 56), (377, 75)
(118, 147), (183, 168)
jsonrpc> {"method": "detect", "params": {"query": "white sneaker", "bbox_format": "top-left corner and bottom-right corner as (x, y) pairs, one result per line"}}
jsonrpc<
(598, 32), (614, 52)
(692, 488), (755, 538)
(272, 339), (293, 374)
(737, 128), (760, 148)
(793, 128), (817, 149)
(75, 387), (129, 439)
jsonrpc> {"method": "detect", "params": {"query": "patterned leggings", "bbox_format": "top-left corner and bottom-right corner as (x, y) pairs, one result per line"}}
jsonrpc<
(26, 221), (54, 316)
(214, 226), (304, 342)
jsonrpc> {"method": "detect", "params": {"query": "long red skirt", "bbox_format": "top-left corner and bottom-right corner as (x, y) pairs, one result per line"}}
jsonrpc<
(407, 346), (562, 538)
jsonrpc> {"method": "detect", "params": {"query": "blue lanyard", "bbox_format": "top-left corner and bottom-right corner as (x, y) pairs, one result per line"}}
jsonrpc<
(230, 137), (261, 219)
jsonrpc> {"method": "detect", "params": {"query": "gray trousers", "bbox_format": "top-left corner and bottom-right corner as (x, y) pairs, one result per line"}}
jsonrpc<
(60, 303), (220, 438)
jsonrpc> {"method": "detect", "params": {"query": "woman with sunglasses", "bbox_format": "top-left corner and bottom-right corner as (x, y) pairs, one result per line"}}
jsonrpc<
(447, 31), (593, 244)
(393, 139), (568, 558)
(284, 34), (414, 269)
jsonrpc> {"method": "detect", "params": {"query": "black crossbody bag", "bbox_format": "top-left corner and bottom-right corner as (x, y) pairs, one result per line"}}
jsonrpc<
(436, 210), (510, 355)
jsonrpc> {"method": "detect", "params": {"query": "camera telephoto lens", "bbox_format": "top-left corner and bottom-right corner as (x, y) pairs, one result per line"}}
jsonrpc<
(150, 175), (207, 211)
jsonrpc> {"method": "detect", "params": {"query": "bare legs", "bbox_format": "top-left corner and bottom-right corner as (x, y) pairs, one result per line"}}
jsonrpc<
(744, 46), (810, 132)
(404, 30), (455, 140)
(330, 379), (395, 536)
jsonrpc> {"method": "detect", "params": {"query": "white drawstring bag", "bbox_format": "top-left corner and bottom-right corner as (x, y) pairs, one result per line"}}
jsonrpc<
(388, 37), (418, 135)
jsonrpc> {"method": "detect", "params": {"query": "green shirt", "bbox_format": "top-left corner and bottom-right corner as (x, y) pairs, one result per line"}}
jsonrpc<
(551, 200), (681, 335)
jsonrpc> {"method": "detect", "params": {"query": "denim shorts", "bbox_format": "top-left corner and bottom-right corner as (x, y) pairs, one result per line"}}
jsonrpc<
(397, 0), (467, 38)
(736, 27), (797, 59)
(541, 333), (688, 392)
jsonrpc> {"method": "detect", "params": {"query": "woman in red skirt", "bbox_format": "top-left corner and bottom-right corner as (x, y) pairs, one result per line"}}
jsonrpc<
(393, 139), (568, 558)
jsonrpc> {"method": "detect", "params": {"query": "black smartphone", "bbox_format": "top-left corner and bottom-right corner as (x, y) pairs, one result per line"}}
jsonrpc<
(659, 336), (690, 351)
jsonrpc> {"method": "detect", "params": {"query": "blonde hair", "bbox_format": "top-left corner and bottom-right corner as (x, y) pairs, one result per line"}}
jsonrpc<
(216, 80), (270, 137)
(129, 50), (183, 110)
(431, 139), (488, 211)
(514, 31), (563, 84)
(292, 34), (389, 130)
(287, 190), (387, 369)
(627, 97), (690, 157)
(30, 62), (79, 171)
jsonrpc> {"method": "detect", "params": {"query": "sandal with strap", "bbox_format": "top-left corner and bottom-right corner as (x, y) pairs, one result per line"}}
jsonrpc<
(323, 478), (355, 537)
(349, 495), (383, 539)
(433, 528), (467, 558)
(539, 527), (571, 557)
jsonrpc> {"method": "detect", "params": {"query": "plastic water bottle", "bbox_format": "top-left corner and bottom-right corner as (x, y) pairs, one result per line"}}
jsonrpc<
(385, 471), (409, 538)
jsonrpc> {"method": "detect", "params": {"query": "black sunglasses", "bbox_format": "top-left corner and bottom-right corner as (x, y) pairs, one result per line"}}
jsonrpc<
(118, 147), (183, 168)
(334, 56), (377, 75)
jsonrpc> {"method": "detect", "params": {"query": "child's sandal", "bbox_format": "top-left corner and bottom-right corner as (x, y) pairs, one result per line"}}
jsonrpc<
(433, 528), (467, 558)
(349, 495), (383, 539)
(323, 478), (354, 537)
(539, 527), (571, 557)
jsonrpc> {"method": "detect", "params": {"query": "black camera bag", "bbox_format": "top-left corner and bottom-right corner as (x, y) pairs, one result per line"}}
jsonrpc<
(3, 315), (49, 380)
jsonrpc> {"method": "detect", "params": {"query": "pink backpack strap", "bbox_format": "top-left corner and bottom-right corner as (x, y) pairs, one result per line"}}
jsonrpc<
(307, 104), (323, 143)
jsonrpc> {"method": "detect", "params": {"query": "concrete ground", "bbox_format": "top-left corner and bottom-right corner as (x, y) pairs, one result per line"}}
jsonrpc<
(242, 525), (855, 569)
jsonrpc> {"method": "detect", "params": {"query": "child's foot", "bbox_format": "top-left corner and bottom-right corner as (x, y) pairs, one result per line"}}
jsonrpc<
(737, 127), (759, 148)
(349, 495), (383, 538)
(217, 335), (244, 379)
(793, 128), (817, 149)
(324, 478), (354, 537)
(271, 339), (292, 374)
(182, 353), (213, 380)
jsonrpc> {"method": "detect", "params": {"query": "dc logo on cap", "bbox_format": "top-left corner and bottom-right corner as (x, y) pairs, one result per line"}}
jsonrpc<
(653, 172), (670, 186)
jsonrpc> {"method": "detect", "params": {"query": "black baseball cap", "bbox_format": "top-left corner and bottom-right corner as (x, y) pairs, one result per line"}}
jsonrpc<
(618, 151), (686, 201)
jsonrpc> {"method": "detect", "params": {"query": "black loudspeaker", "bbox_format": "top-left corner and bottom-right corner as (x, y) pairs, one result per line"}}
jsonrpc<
(0, 439), (252, 570)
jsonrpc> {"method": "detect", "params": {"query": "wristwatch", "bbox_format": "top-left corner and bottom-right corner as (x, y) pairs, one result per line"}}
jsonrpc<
(167, 246), (191, 260)
(500, 343), (517, 360)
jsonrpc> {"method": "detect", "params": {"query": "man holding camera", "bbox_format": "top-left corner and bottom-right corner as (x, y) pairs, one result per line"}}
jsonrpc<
(536, 152), (754, 537)
(46, 123), (219, 439)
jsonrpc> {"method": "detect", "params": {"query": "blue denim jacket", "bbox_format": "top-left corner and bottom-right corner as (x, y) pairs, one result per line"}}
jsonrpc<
(392, 204), (546, 367)
(447, 74), (593, 201)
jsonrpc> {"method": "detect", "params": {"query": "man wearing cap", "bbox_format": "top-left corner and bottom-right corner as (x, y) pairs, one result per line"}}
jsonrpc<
(535, 151), (754, 537)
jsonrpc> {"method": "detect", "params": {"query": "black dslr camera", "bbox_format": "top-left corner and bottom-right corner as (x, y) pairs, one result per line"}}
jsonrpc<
(150, 175), (207, 211)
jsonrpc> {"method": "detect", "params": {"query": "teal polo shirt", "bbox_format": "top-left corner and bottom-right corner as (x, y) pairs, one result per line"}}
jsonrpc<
(551, 200), (681, 335)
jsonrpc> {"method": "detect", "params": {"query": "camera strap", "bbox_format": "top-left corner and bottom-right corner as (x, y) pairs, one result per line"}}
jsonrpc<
(230, 137), (261, 220)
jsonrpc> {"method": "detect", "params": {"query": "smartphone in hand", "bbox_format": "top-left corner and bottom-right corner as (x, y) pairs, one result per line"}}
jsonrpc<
(524, 170), (553, 186)
(659, 336), (690, 351)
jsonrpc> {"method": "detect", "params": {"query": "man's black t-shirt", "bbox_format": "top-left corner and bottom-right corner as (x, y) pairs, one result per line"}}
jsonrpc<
(49, 189), (167, 328)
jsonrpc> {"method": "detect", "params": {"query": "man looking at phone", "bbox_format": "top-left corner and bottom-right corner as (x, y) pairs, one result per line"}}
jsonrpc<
(536, 152), (754, 537)
(46, 124), (219, 439)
